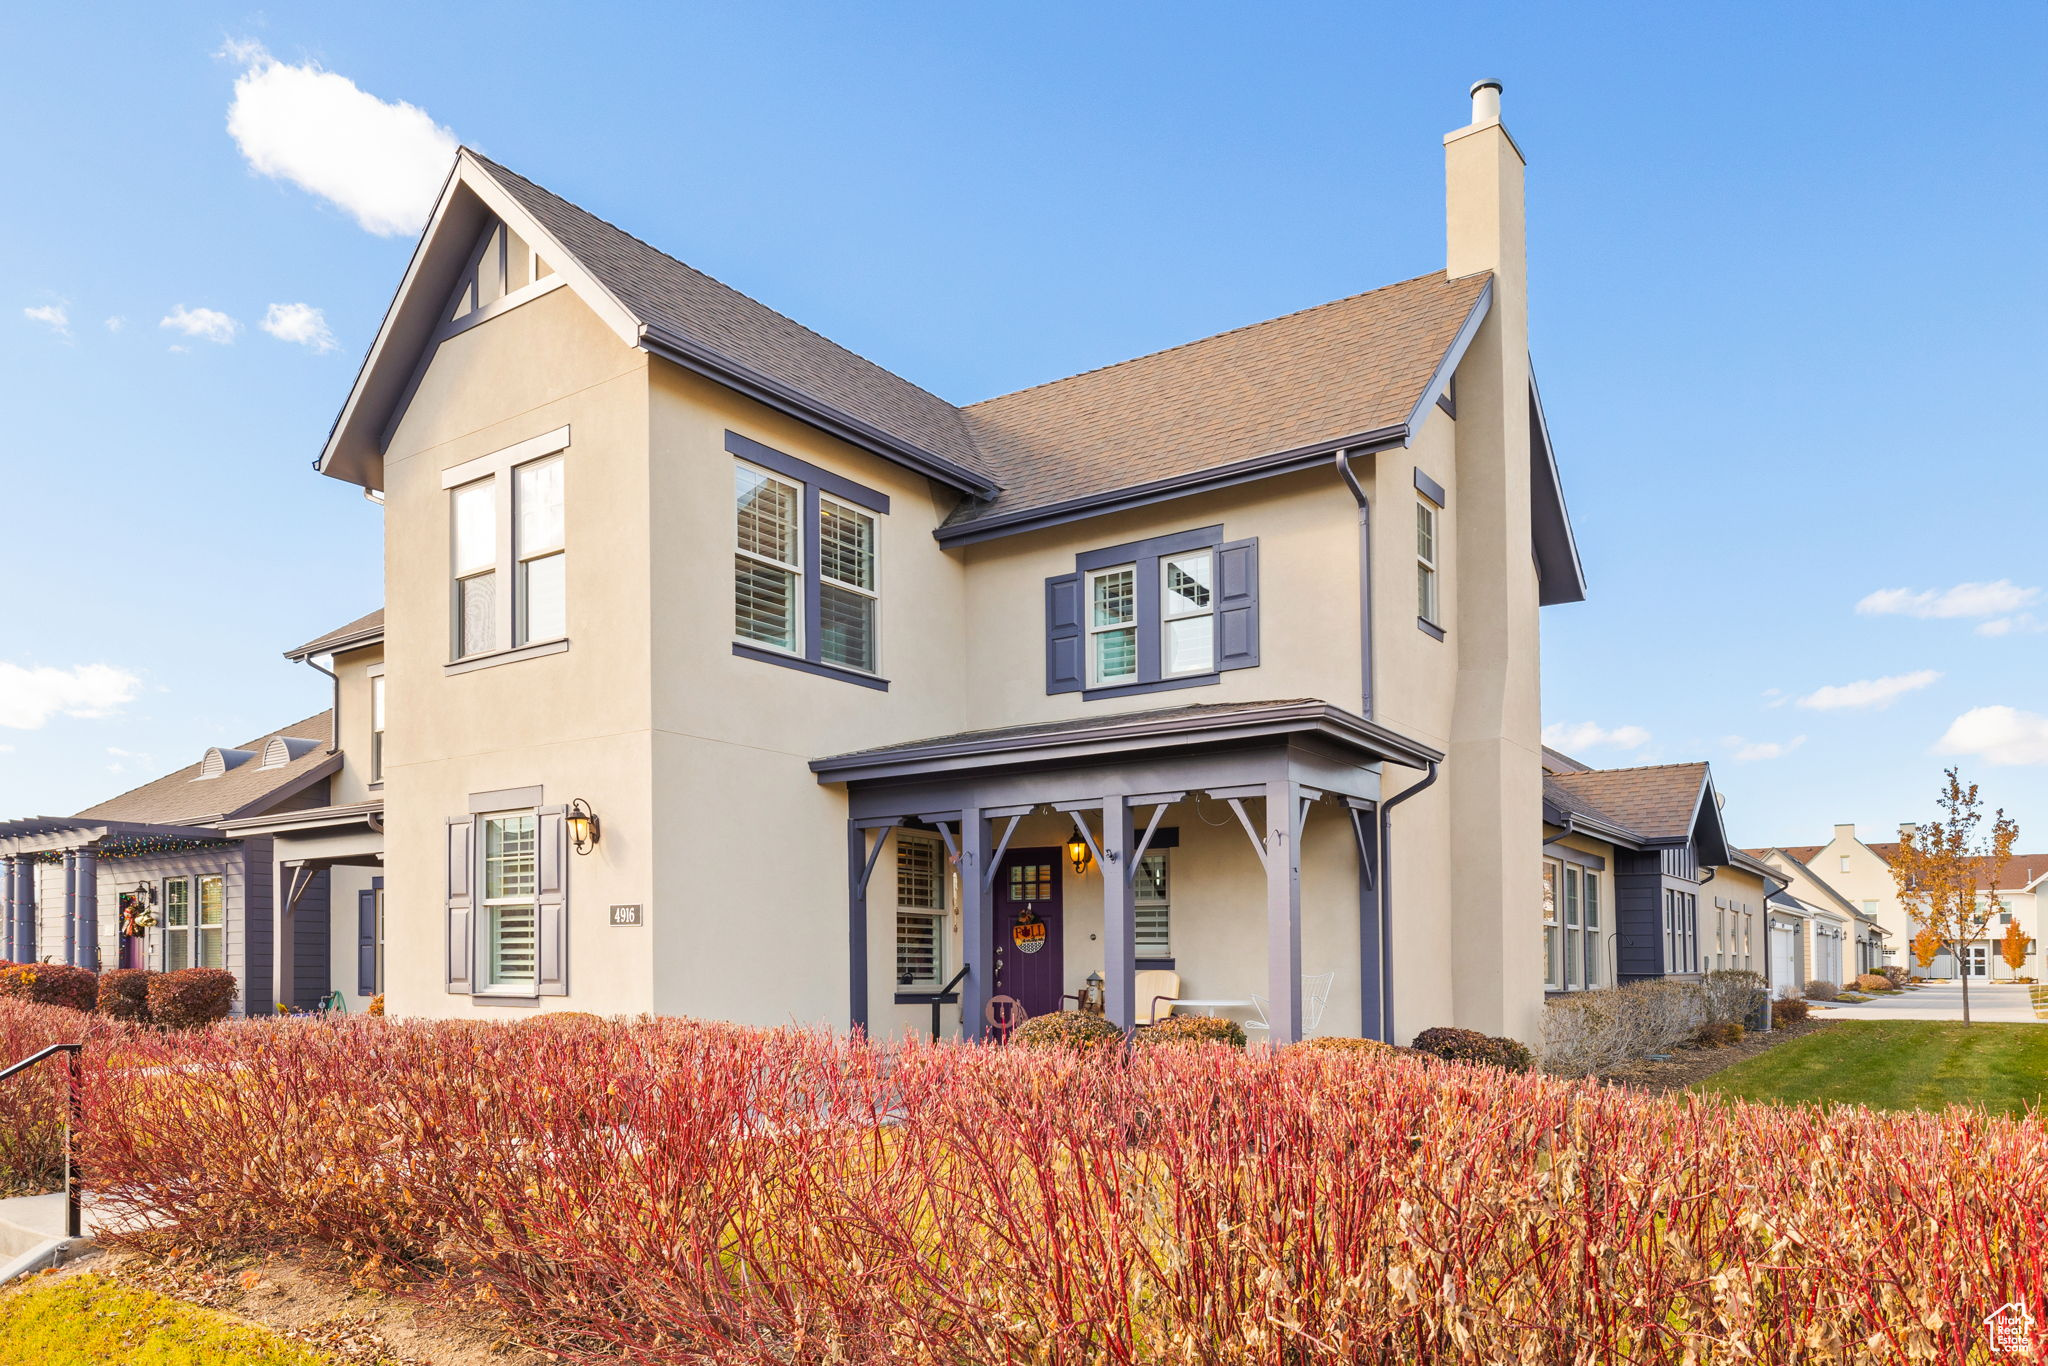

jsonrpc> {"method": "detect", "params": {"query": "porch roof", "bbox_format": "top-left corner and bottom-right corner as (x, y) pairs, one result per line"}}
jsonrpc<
(810, 699), (1442, 785)
(0, 816), (234, 857)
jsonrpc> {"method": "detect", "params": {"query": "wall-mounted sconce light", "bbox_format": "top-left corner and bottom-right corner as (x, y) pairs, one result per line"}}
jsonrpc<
(567, 798), (601, 855)
(1066, 833), (1093, 877)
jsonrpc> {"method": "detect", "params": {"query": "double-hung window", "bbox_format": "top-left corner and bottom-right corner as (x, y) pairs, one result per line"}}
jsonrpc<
(369, 673), (386, 784)
(728, 431), (890, 685)
(1582, 871), (1601, 986)
(1416, 498), (1441, 628)
(197, 875), (225, 969)
(1135, 851), (1171, 962)
(1560, 865), (1583, 989)
(163, 878), (191, 971)
(443, 427), (572, 666)
(480, 813), (539, 990)
(1048, 528), (1258, 696)
(1542, 861), (1560, 990)
(894, 834), (946, 990)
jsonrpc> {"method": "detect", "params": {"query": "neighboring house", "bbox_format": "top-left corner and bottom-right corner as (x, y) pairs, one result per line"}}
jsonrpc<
(1769, 824), (2043, 981)
(297, 81), (1585, 1045)
(1747, 846), (1889, 983)
(0, 609), (386, 1015)
(1539, 750), (1764, 989)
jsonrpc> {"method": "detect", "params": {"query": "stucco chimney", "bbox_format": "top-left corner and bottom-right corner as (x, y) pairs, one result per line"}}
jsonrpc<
(1444, 80), (1523, 283)
(1833, 823), (1856, 841)
(1898, 822), (1919, 844)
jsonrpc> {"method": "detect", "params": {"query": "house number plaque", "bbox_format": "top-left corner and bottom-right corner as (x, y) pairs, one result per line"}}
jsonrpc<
(608, 905), (643, 926)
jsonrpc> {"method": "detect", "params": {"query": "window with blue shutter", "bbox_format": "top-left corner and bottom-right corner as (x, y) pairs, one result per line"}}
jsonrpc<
(1045, 527), (1259, 698)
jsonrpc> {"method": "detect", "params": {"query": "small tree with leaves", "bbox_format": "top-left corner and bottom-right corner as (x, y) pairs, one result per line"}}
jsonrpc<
(1889, 768), (2018, 1024)
(2000, 917), (2030, 980)
(1911, 926), (1942, 970)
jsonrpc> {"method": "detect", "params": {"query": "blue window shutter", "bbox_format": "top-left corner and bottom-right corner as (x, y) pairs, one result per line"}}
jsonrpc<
(535, 805), (569, 996)
(446, 817), (472, 994)
(1215, 538), (1260, 671)
(1045, 573), (1085, 693)
(357, 889), (378, 997)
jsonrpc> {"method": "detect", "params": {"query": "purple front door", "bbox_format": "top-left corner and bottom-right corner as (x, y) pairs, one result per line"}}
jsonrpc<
(993, 848), (1065, 1020)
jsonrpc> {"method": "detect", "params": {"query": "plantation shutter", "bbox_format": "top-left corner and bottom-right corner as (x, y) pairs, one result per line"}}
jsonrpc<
(1214, 538), (1260, 671)
(357, 888), (378, 997)
(446, 817), (473, 993)
(534, 805), (569, 996)
(1045, 572), (1084, 693)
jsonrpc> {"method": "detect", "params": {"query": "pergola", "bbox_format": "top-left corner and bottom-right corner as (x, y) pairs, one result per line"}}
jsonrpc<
(812, 701), (1441, 1044)
(0, 817), (232, 967)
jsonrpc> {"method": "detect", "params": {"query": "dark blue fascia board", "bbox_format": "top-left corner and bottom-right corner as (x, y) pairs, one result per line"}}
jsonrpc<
(1413, 467), (1447, 508)
(1081, 673), (1219, 703)
(725, 430), (890, 513)
(641, 323), (999, 500)
(933, 425), (1410, 547)
(733, 642), (890, 692)
(1075, 524), (1223, 572)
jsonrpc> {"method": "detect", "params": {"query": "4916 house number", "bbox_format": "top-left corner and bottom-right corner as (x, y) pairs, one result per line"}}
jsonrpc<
(609, 905), (643, 926)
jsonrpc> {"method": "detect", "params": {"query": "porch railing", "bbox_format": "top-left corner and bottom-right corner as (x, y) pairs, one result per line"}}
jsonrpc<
(0, 1043), (84, 1238)
(901, 966), (969, 1039)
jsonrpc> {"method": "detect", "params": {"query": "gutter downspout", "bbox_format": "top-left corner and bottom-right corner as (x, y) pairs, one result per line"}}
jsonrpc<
(1333, 451), (1375, 719)
(1376, 760), (1439, 1042)
(300, 655), (341, 756)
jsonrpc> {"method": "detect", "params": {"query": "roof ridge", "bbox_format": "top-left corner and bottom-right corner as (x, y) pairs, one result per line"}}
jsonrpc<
(74, 710), (332, 818)
(965, 269), (1464, 409)
(463, 149), (973, 421)
(1552, 760), (1708, 777)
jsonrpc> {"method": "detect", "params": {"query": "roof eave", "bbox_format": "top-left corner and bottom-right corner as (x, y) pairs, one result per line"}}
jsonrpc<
(283, 626), (385, 662)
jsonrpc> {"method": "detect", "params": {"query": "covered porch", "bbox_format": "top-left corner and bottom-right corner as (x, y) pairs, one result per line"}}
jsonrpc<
(812, 701), (1441, 1045)
(0, 818), (235, 971)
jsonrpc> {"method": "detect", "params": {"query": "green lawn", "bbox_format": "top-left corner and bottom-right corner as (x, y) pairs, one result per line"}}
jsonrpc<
(1697, 1021), (2048, 1114)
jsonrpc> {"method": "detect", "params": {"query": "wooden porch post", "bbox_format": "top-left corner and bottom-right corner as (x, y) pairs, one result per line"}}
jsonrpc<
(1100, 794), (1134, 1031)
(1349, 801), (1385, 1041)
(845, 819), (900, 1035)
(1264, 779), (1303, 1043)
(959, 805), (991, 1039)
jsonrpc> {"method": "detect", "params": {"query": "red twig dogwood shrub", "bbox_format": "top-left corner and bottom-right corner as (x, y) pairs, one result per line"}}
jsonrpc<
(0, 1000), (135, 1196)
(73, 1015), (2048, 1363)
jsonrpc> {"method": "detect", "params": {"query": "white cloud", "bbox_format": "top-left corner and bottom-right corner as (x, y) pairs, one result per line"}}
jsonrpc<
(0, 663), (143, 729)
(1857, 580), (2040, 620)
(259, 301), (337, 351)
(223, 41), (458, 237)
(1936, 706), (2048, 767)
(104, 315), (126, 333)
(1795, 670), (1941, 711)
(1724, 735), (1806, 762)
(1976, 613), (2048, 637)
(1542, 721), (1651, 753)
(23, 303), (70, 338)
(160, 305), (240, 344)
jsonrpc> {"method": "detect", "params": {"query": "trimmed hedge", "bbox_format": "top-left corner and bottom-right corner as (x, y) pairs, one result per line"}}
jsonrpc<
(1854, 973), (1893, 993)
(1135, 1014), (1246, 1049)
(1289, 1035), (1397, 1055)
(0, 962), (98, 1013)
(1772, 997), (1812, 1029)
(96, 968), (152, 1022)
(1410, 1026), (1534, 1073)
(1010, 1010), (1122, 1053)
(146, 968), (237, 1030)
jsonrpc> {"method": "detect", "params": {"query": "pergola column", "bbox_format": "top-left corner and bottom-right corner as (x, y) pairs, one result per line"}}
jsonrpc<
(61, 851), (78, 966)
(1, 856), (15, 961)
(12, 857), (35, 962)
(74, 846), (99, 972)
(1264, 779), (1304, 1043)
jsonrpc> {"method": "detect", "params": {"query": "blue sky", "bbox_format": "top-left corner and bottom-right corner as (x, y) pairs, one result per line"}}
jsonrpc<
(4, 1), (2044, 848)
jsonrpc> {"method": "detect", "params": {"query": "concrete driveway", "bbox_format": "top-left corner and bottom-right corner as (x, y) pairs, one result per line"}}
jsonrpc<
(1814, 981), (2043, 1023)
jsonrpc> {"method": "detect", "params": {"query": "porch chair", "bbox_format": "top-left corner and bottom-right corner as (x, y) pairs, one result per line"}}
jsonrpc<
(1135, 970), (1181, 1026)
(1245, 972), (1336, 1035)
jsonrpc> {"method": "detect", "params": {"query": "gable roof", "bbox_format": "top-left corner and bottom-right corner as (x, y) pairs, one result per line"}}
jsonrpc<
(944, 271), (1491, 536)
(319, 151), (1581, 588)
(1745, 847), (1871, 920)
(1755, 839), (2048, 890)
(75, 712), (337, 828)
(1547, 763), (1710, 842)
(285, 609), (384, 661)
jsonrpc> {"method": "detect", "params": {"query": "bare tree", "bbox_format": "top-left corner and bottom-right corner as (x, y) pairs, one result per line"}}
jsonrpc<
(1889, 769), (2018, 1025)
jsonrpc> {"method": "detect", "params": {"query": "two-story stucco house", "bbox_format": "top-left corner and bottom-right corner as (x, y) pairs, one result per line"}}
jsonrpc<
(295, 81), (1584, 1045)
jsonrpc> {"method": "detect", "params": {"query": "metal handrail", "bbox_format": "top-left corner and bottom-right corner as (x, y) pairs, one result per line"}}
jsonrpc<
(0, 1043), (84, 1238)
(901, 966), (969, 1038)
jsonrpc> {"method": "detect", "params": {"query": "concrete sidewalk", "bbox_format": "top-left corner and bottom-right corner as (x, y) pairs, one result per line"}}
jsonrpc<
(1814, 981), (2043, 1023)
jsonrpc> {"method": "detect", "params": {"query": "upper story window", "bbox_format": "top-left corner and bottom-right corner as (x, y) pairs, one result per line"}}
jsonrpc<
(727, 431), (891, 689)
(1047, 527), (1257, 698)
(1416, 498), (1441, 627)
(1840, 855), (1852, 873)
(369, 673), (386, 784)
(442, 427), (572, 667)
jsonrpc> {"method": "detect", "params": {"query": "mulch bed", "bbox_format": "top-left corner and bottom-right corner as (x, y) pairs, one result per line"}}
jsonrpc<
(1597, 1017), (1830, 1096)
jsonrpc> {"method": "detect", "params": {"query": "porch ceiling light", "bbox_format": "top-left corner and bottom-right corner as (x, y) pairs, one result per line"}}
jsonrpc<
(1066, 834), (1093, 877)
(567, 798), (601, 855)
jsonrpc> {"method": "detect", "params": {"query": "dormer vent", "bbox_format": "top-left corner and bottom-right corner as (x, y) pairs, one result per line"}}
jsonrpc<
(197, 747), (255, 780)
(260, 736), (321, 770)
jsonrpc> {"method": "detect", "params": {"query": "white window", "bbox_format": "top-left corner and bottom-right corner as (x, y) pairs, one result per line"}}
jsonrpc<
(1542, 860), (1560, 990)
(369, 674), (386, 784)
(1087, 565), (1138, 685)
(895, 834), (946, 988)
(197, 875), (225, 970)
(1135, 851), (1171, 960)
(1416, 498), (1441, 626)
(443, 428), (572, 663)
(515, 456), (565, 646)
(1840, 855), (1852, 873)
(1582, 871), (1602, 987)
(819, 497), (878, 673)
(163, 878), (191, 971)
(734, 460), (883, 674)
(1160, 554), (1216, 677)
(735, 462), (801, 652)
(480, 813), (539, 989)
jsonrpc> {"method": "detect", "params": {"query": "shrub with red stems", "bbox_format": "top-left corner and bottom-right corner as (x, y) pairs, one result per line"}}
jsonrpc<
(144, 968), (236, 1030)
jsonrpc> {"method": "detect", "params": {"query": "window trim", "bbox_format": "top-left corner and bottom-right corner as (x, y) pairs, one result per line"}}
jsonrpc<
(162, 876), (192, 973)
(1135, 848), (1172, 963)
(726, 431), (891, 689)
(476, 809), (541, 996)
(367, 670), (386, 786)
(441, 426), (572, 671)
(893, 832), (948, 992)
(1085, 563), (1139, 687)
(1416, 495), (1442, 632)
(196, 873), (226, 972)
(1049, 525), (1258, 699)
(1542, 858), (1560, 991)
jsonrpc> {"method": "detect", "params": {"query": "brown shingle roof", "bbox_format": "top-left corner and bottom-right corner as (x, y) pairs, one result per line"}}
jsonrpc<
(286, 609), (383, 660)
(1545, 763), (1708, 842)
(950, 271), (1489, 527)
(76, 712), (335, 828)
(1748, 841), (2048, 888)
